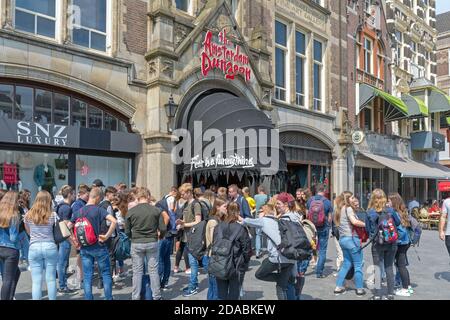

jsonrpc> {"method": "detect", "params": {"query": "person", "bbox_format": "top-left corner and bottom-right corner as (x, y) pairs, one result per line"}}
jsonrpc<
(333, 191), (366, 296)
(428, 200), (440, 214)
(331, 194), (344, 277)
(0, 191), (21, 300)
(24, 191), (59, 300)
(92, 179), (105, 189)
(112, 191), (128, 280)
(173, 191), (190, 274)
(306, 184), (333, 278)
(366, 189), (401, 300)
(407, 197), (420, 215)
(440, 192), (450, 257)
(242, 187), (256, 215)
(242, 192), (299, 300)
(55, 185), (78, 295)
(204, 198), (227, 300)
(254, 186), (269, 259)
(176, 183), (202, 297)
(125, 187), (166, 300)
(68, 187), (117, 300)
(217, 187), (227, 200)
(17, 190), (30, 271)
(228, 184), (251, 219)
(389, 193), (414, 297)
(212, 202), (251, 300)
(295, 188), (310, 220)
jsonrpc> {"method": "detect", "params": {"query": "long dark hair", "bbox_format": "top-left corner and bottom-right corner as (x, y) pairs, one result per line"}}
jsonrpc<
(388, 192), (410, 227)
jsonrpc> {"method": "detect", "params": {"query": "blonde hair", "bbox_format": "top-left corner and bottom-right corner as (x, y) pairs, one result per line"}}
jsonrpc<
(217, 187), (227, 200)
(179, 183), (193, 195)
(389, 193), (410, 227)
(26, 191), (53, 225)
(242, 187), (251, 197)
(89, 187), (104, 201)
(368, 188), (387, 212)
(0, 191), (19, 228)
(224, 202), (240, 223)
(334, 191), (353, 226)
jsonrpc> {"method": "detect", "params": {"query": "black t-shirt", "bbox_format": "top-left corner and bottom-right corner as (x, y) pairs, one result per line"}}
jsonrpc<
(71, 205), (109, 250)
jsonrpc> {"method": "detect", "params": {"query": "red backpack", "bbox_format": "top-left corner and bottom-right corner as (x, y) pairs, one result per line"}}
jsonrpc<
(74, 207), (98, 247)
(307, 197), (326, 228)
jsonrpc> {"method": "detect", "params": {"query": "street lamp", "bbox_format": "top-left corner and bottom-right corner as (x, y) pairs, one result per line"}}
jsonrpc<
(164, 94), (178, 133)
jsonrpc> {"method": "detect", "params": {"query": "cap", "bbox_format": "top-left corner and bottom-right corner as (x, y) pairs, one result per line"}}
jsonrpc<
(92, 179), (105, 187)
(277, 192), (295, 204)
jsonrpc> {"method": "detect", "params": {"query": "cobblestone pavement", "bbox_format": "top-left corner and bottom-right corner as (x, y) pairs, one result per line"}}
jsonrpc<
(8, 230), (450, 300)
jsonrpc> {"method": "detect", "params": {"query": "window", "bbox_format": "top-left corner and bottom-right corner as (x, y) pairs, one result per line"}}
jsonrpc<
(364, 38), (373, 74)
(14, 0), (56, 38)
(72, 0), (108, 52)
(363, 107), (373, 131)
(104, 112), (117, 131)
(72, 98), (87, 127)
(15, 86), (33, 121)
(311, 0), (322, 5)
(53, 93), (69, 125)
(0, 85), (13, 119)
(364, 0), (371, 13)
(34, 89), (52, 124)
(118, 120), (128, 132)
(88, 105), (103, 129)
(175, 0), (190, 12)
(313, 39), (323, 111)
(411, 118), (425, 131)
(275, 21), (288, 101)
(295, 31), (306, 107)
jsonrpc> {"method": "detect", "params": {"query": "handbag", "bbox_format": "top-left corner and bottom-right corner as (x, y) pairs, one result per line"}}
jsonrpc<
(58, 173), (66, 180)
(54, 154), (68, 170)
(53, 215), (71, 244)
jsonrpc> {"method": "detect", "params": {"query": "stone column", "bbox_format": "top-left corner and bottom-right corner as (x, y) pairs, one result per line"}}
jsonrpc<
(2, 0), (13, 29)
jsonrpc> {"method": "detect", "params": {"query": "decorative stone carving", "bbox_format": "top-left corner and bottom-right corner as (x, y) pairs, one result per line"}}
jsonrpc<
(174, 23), (189, 47)
(148, 60), (157, 78)
(262, 89), (271, 104)
(161, 60), (173, 78)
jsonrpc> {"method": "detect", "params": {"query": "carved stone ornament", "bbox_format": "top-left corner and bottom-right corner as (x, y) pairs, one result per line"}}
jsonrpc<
(174, 24), (189, 47)
(148, 60), (157, 77)
(262, 89), (271, 104)
(161, 60), (174, 78)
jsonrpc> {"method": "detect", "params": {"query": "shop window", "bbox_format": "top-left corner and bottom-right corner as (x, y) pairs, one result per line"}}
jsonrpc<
(104, 112), (117, 131)
(361, 107), (373, 131)
(34, 89), (52, 124)
(295, 31), (306, 107)
(175, 0), (190, 12)
(313, 39), (323, 111)
(0, 85), (14, 119)
(88, 105), (103, 129)
(71, 98), (87, 127)
(118, 119), (128, 132)
(310, 165), (330, 197)
(14, 0), (56, 39)
(275, 20), (287, 102)
(15, 86), (33, 122)
(72, 0), (108, 52)
(53, 93), (69, 125)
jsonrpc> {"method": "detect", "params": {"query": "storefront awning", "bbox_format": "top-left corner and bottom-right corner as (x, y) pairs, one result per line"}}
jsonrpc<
(428, 87), (450, 113)
(359, 84), (409, 122)
(401, 94), (428, 117)
(360, 152), (450, 180)
(438, 181), (450, 192)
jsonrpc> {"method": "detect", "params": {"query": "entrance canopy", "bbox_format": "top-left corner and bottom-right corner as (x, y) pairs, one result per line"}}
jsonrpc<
(360, 152), (450, 180)
(410, 78), (450, 113)
(178, 91), (287, 181)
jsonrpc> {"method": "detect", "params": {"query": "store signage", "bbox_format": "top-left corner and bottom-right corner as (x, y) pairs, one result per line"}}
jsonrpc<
(200, 29), (252, 82)
(275, 0), (326, 31)
(190, 154), (255, 171)
(352, 131), (365, 145)
(439, 181), (450, 192)
(16, 121), (68, 146)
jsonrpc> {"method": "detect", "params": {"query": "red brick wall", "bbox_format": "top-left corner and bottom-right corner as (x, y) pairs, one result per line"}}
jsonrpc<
(123, 0), (147, 55)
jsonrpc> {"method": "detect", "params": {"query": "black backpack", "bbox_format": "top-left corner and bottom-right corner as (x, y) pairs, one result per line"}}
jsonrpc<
(208, 222), (244, 280)
(186, 220), (208, 260)
(266, 216), (312, 261)
(198, 200), (211, 221)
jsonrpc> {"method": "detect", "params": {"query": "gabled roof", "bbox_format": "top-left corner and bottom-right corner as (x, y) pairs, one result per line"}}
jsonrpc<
(410, 77), (435, 90)
(437, 11), (450, 34)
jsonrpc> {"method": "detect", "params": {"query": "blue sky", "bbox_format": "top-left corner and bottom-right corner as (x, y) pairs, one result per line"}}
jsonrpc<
(436, 0), (450, 14)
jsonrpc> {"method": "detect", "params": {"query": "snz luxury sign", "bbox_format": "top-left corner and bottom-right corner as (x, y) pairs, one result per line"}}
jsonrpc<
(200, 29), (252, 82)
(16, 121), (68, 146)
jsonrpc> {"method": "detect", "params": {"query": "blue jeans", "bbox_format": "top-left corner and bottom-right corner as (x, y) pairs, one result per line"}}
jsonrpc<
(158, 237), (174, 286)
(80, 247), (113, 300)
(28, 241), (58, 300)
(255, 228), (262, 255)
(336, 236), (364, 289)
(316, 227), (329, 277)
(187, 251), (199, 291)
(0, 260), (3, 277)
(203, 255), (218, 300)
(18, 231), (29, 262)
(57, 240), (71, 289)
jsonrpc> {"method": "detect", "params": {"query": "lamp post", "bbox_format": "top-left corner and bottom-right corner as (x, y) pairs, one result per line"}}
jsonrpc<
(164, 94), (178, 133)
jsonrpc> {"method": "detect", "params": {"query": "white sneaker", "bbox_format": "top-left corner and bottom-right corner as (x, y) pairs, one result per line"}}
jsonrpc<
(395, 288), (411, 297)
(408, 286), (414, 294)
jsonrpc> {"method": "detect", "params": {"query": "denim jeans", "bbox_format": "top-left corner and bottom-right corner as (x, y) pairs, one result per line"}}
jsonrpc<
(187, 250), (200, 291)
(371, 243), (398, 296)
(0, 260), (3, 277)
(203, 255), (218, 300)
(29, 241), (58, 300)
(336, 236), (364, 289)
(158, 237), (174, 287)
(316, 227), (330, 277)
(255, 228), (263, 256)
(18, 231), (29, 262)
(0, 246), (20, 300)
(131, 242), (160, 300)
(57, 240), (71, 289)
(80, 247), (113, 300)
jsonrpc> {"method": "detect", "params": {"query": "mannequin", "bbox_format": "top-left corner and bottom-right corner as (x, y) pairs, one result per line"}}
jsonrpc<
(33, 154), (56, 194)
(0, 151), (22, 191)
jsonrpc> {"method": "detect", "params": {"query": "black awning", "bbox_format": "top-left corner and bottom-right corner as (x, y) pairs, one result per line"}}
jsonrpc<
(177, 91), (287, 180)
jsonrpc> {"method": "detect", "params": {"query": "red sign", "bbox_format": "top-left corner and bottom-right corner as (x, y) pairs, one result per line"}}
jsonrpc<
(438, 181), (450, 192)
(200, 29), (251, 82)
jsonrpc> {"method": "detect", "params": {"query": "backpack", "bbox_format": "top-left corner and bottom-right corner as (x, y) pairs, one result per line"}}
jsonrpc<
(113, 231), (131, 260)
(198, 200), (212, 221)
(354, 209), (369, 243)
(73, 206), (98, 247)
(208, 222), (244, 280)
(186, 220), (208, 260)
(266, 216), (313, 261)
(307, 197), (326, 228)
(377, 211), (398, 245)
(408, 216), (422, 246)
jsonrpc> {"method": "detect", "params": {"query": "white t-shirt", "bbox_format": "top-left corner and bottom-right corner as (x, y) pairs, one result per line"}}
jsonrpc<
(441, 198), (450, 235)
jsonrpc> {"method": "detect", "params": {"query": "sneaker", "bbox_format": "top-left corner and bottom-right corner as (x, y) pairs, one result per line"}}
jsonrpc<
(384, 295), (395, 300)
(395, 289), (411, 297)
(408, 286), (414, 294)
(356, 289), (366, 296)
(333, 273), (338, 277)
(160, 284), (169, 291)
(182, 288), (198, 297)
(316, 274), (326, 279)
(370, 295), (382, 300)
(334, 287), (346, 295)
(173, 267), (180, 273)
(57, 287), (78, 295)
(185, 268), (191, 275)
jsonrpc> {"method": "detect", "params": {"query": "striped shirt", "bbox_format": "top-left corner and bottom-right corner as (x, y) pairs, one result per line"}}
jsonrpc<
(24, 213), (57, 245)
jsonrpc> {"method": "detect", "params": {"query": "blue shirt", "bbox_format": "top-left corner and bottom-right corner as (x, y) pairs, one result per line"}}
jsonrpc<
(407, 200), (420, 214)
(71, 198), (86, 215)
(254, 194), (269, 214)
(71, 205), (109, 251)
(234, 195), (251, 219)
(306, 195), (333, 229)
(0, 217), (20, 250)
(56, 203), (72, 221)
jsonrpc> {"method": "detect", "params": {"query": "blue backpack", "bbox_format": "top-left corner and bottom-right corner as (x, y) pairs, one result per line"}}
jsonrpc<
(113, 231), (131, 260)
